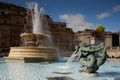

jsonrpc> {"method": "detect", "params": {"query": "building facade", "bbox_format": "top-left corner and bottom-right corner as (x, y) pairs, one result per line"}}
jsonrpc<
(0, 2), (27, 52)
(0, 2), (74, 53)
(74, 29), (120, 50)
(50, 22), (74, 51)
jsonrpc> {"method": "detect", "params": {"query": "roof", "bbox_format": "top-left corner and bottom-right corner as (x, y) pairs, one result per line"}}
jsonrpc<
(0, 2), (25, 10)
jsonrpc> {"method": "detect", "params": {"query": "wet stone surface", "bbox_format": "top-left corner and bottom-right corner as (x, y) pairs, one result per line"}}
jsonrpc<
(53, 71), (72, 74)
(47, 76), (75, 80)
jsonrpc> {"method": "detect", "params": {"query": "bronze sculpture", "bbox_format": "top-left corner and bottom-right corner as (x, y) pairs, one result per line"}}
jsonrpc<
(75, 43), (108, 76)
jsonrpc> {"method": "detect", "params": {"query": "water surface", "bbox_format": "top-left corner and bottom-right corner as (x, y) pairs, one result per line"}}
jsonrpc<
(0, 59), (120, 80)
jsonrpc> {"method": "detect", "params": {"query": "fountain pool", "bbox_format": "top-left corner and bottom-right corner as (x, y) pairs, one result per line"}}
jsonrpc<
(0, 59), (120, 80)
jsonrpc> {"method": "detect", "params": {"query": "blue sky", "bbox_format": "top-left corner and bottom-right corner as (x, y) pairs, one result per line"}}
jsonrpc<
(0, 0), (120, 32)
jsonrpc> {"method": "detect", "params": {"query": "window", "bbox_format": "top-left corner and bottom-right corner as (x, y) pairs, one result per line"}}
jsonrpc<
(1, 11), (5, 15)
(24, 18), (27, 24)
(4, 20), (7, 24)
(61, 26), (64, 28)
(17, 11), (19, 15)
(16, 17), (20, 24)
(2, 32), (7, 37)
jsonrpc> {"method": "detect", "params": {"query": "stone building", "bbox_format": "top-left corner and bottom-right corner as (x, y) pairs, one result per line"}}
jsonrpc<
(74, 29), (94, 45)
(116, 32), (120, 48)
(74, 29), (120, 50)
(74, 29), (120, 59)
(0, 2), (27, 52)
(0, 2), (74, 54)
(50, 22), (74, 51)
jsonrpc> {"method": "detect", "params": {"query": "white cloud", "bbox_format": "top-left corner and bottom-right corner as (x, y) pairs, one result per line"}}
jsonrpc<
(113, 5), (120, 12)
(59, 14), (93, 32)
(97, 12), (111, 19)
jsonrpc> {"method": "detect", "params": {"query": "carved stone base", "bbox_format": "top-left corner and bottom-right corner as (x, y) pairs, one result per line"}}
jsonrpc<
(82, 72), (99, 77)
(5, 47), (58, 62)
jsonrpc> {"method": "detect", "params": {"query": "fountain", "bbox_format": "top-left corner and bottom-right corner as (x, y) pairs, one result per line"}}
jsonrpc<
(0, 1), (119, 80)
(5, 2), (58, 62)
(75, 43), (108, 77)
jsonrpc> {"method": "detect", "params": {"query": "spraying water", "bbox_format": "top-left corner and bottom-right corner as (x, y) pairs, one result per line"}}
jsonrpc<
(58, 51), (78, 69)
(33, 4), (43, 34)
(26, 2), (53, 46)
(66, 51), (77, 66)
(27, 2), (44, 34)
(57, 51), (78, 74)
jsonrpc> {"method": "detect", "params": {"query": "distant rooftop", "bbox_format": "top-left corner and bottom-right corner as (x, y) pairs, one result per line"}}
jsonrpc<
(76, 29), (95, 33)
(0, 2), (25, 10)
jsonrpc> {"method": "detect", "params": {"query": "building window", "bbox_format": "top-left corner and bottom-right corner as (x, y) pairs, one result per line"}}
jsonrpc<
(16, 17), (20, 24)
(1, 11), (5, 15)
(66, 28), (70, 32)
(24, 18), (27, 24)
(61, 26), (64, 28)
(4, 20), (7, 24)
(2, 32), (7, 37)
(17, 11), (19, 15)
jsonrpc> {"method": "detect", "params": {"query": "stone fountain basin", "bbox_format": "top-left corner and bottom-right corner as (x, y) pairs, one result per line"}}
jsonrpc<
(20, 33), (36, 41)
(20, 33), (49, 47)
(20, 33), (48, 40)
(5, 47), (58, 62)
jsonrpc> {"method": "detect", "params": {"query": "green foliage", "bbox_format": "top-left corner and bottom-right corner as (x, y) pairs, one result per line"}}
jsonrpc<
(96, 25), (105, 38)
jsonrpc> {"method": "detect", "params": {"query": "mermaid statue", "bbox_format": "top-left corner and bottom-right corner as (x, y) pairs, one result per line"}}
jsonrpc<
(75, 43), (108, 77)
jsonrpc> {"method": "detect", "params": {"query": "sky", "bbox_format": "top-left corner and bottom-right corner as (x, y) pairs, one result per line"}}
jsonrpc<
(0, 0), (120, 32)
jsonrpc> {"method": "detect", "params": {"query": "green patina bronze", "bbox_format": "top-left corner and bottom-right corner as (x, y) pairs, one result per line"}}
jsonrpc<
(75, 43), (108, 73)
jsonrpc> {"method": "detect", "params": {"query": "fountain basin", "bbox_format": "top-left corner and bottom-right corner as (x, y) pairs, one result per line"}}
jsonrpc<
(5, 47), (58, 62)
(20, 33), (48, 47)
(0, 59), (120, 80)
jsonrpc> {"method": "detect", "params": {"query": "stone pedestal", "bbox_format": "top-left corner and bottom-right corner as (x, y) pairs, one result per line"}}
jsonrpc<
(5, 33), (58, 62)
(5, 47), (58, 62)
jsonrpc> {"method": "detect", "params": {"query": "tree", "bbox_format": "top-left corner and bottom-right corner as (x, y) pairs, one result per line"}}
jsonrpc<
(92, 25), (105, 38)
(96, 25), (105, 38)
